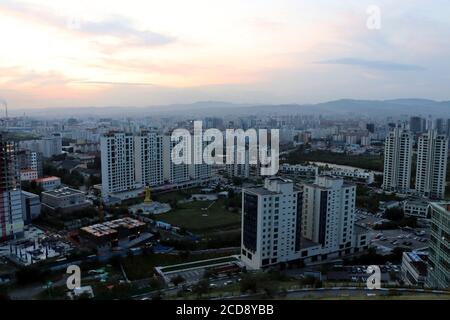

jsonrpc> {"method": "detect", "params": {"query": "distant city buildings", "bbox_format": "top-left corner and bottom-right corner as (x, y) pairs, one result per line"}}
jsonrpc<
(19, 133), (62, 158)
(410, 116), (426, 134)
(382, 125), (413, 194)
(415, 130), (448, 199)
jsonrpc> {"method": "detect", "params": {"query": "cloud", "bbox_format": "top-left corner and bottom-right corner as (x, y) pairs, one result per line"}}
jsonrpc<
(0, 0), (175, 47)
(74, 15), (175, 46)
(74, 80), (155, 86)
(317, 58), (424, 71)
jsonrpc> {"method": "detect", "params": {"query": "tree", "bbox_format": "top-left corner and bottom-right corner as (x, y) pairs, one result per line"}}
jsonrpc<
(232, 176), (243, 186)
(192, 279), (209, 297)
(240, 274), (259, 293)
(171, 275), (186, 287)
(149, 278), (163, 290)
(384, 207), (404, 221)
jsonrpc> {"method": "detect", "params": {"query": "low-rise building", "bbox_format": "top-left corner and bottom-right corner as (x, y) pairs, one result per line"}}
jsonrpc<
(79, 217), (149, 254)
(280, 163), (318, 177)
(329, 168), (375, 184)
(41, 187), (89, 214)
(401, 251), (428, 287)
(20, 169), (38, 182)
(21, 191), (41, 224)
(35, 176), (61, 191)
(403, 200), (430, 218)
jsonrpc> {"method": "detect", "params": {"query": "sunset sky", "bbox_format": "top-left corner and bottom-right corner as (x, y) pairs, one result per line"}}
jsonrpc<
(0, 0), (449, 109)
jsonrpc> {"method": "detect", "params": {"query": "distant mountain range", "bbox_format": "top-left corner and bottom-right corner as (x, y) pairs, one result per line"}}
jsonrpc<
(11, 98), (450, 119)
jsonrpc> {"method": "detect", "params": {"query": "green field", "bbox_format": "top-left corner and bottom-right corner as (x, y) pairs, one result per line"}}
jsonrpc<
(153, 188), (201, 203)
(158, 198), (241, 233)
(283, 149), (384, 172)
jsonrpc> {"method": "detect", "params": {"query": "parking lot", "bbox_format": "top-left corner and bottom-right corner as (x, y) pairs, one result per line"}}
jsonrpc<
(371, 228), (429, 254)
(326, 265), (398, 283)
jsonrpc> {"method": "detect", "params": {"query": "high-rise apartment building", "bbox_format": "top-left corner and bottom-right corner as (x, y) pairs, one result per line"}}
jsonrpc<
(240, 176), (367, 270)
(241, 177), (302, 269)
(189, 136), (212, 180)
(226, 147), (250, 178)
(415, 130), (448, 199)
(427, 202), (450, 289)
(302, 176), (356, 256)
(0, 136), (24, 242)
(434, 118), (446, 135)
(162, 135), (190, 184)
(135, 131), (164, 187)
(101, 132), (137, 199)
(410, 116), (426, 134)
(382, 125), (413, 193)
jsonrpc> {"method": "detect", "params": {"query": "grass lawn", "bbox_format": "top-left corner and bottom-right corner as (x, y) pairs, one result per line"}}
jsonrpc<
(157, 198), (241, 233)
(283, 149), (384, 172)
(153, 188), (202, 203)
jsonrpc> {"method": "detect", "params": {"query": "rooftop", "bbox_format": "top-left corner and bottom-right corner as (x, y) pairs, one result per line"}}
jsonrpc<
(244, 187), (278, 196)
(42, 187), (84, 197)
(80, 217), (146, 238)
(35, 176), (60, 183)
(430, 202), (450, 213)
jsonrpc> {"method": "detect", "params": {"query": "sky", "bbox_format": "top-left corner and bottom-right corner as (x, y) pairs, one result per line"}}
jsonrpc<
(0, 0), (449, 109)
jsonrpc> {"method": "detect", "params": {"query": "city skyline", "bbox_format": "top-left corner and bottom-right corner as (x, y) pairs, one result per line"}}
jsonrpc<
(1, 0), (450, 109)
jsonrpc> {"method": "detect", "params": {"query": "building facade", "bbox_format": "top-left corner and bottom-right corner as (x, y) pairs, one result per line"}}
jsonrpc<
(135, 131), (164, 187)
(21, 191), (41, 225)
(382, 125), (413, 193)
(162, 135), (190, 184)
(401, 251), (428, 287)
(415, 130), (448, 199)
(426, 202), (450, 289)
(101, 132), (137, 199)
(0, 136), (24, 242)
(240, 176), (368, 270)
(302, 176), (356, 257)
(241, 177), (302, 269)
(41, 187), (89, 214)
